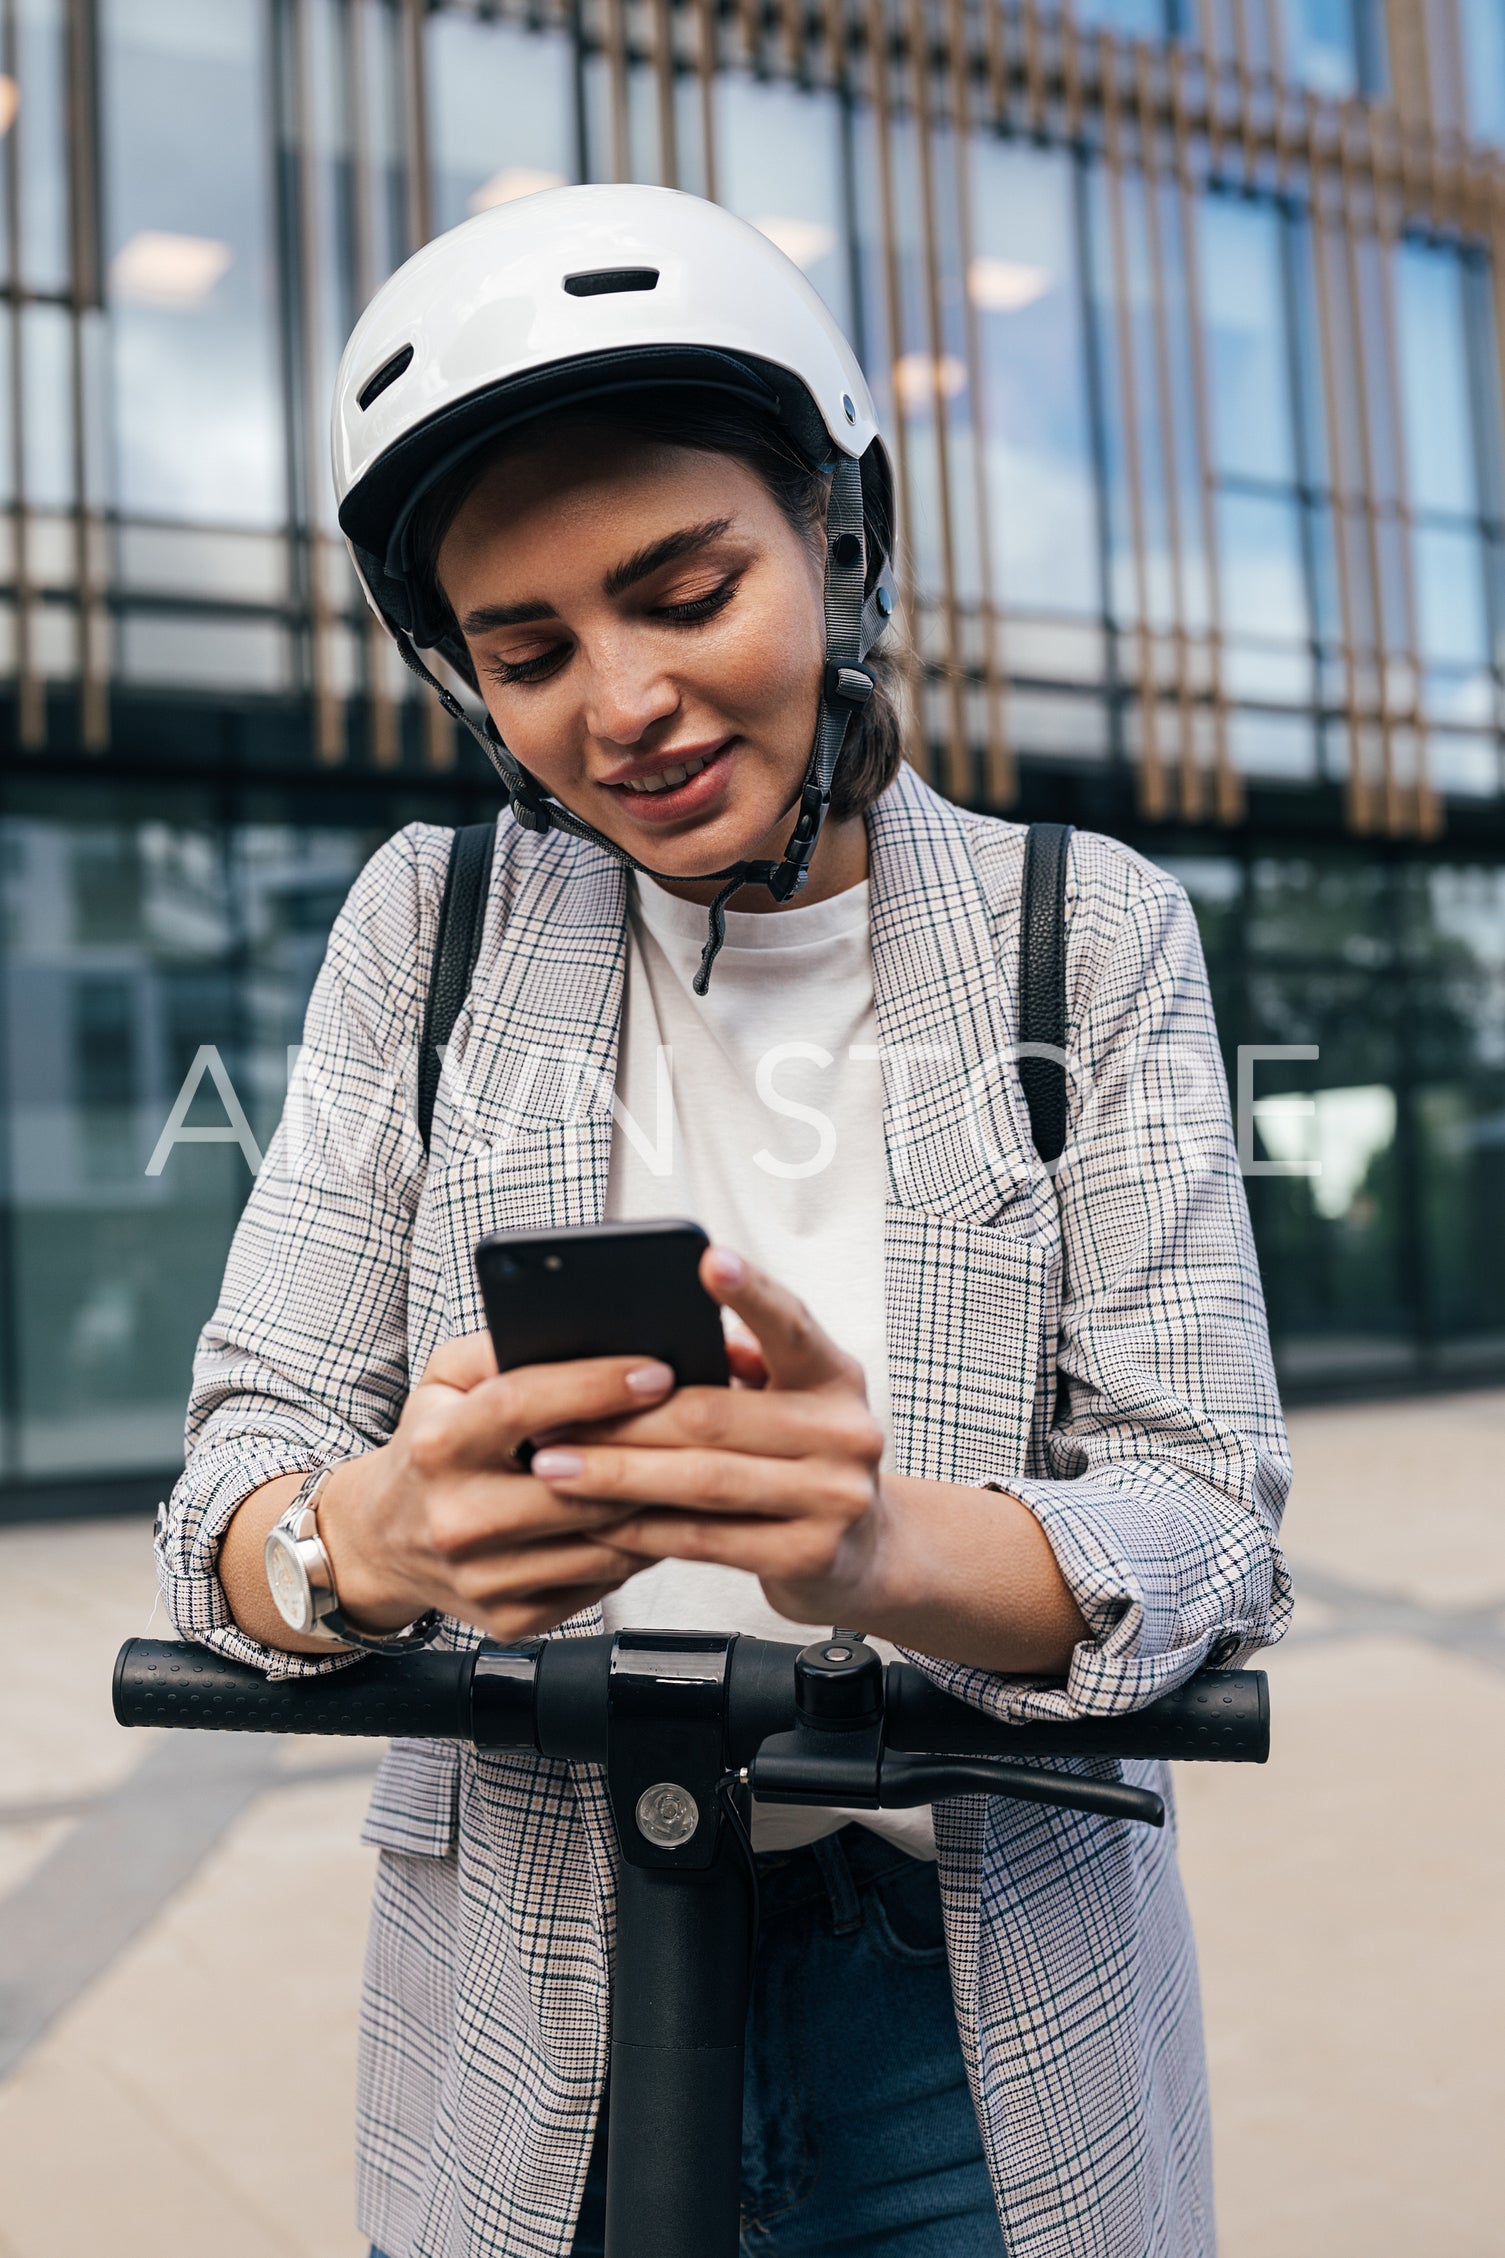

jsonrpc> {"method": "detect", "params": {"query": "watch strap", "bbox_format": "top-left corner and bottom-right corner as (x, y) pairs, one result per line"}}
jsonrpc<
(268, 1468), (443, 1654)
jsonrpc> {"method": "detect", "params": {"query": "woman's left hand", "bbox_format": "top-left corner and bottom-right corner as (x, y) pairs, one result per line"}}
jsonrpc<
(528, 1245), (892, 1629)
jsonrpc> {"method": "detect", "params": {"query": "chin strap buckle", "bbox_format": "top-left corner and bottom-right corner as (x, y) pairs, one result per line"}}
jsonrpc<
(823, 659), (876, 715)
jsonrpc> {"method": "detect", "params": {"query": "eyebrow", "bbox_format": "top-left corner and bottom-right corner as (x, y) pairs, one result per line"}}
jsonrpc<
(603, 518), (733, 599)
(459, 517), (735, 638)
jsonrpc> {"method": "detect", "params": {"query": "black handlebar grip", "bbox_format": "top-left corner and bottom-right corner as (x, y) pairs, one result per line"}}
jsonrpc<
(883, 1667), (1269, 1764)
(113, 1639), (473, 1738)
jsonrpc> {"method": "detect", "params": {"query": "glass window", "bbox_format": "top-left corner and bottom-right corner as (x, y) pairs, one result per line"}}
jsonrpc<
(1414, 526), (1490, 669)
(427, 16), (576, 236)
(10, 0), (70, 292)
(1201, 197), (1295, 487)
(1281, 0), (1364, 96)
(1396, 244), (1476, 519)
(1075, 0), (1168, 32)
(971, 140), (1099, 620)
(1460, 0), (1505, 144)
(0, 788), (391, 1479)
(99, 0), (284, 527)
(714, 77), (853, 339)
(1217, 491), (1309, 644)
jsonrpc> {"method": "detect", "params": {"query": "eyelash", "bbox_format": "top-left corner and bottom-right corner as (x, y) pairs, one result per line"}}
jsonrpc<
(484, 578), (739, 688)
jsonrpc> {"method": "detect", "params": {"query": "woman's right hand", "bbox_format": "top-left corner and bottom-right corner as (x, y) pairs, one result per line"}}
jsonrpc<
(221, 1333), (675, 1651)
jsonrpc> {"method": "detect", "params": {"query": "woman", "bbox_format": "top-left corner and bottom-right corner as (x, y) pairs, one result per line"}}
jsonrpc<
(159, 185), (1291, 2258)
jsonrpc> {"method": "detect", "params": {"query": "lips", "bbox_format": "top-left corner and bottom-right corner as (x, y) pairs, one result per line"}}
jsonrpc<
(601, 739), (734, 823)
(619, 752), (714, 795)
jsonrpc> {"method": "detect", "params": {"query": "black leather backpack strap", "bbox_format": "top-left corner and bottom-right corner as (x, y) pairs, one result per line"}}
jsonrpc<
(1017, 821), (1074, 1165)
(417, 820), (497, 1156)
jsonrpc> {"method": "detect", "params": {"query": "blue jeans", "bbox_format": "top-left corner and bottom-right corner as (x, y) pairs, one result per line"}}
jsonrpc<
(377, 1824), (1003, 2258)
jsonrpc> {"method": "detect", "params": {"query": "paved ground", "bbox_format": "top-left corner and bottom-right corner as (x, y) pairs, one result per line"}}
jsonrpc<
(0, 1393), (1501, 2257)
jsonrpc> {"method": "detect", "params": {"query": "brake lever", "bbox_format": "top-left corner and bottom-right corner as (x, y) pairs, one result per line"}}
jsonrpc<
(878, 1751), (1164, 1828)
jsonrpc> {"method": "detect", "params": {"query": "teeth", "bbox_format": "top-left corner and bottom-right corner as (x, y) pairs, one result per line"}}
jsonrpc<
(622, 755), (709, 795)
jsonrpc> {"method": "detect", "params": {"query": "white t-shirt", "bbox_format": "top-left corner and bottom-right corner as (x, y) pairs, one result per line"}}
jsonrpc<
(603, 872), (935, 1859)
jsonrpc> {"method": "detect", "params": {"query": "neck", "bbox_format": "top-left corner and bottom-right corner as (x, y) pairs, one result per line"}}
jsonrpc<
(647, 809), (869, 914)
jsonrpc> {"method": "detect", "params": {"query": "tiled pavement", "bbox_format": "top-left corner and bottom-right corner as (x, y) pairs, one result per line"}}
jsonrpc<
(1, 1392), (1501, 2257)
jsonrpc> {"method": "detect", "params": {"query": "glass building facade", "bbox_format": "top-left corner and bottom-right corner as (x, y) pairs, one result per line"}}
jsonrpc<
(2, 0), (1504, 1512)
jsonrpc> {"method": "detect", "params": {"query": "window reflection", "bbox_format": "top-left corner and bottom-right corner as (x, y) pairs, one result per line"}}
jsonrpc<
(427, 15), (576, 236)
(714, 77), (853, 338)
(1202, 200), (1295, 487)
(1460, 0), (1505, 143)
(0, 796), (384, 1478)
(971, 141), (1099, 622)
(1396, 245), (1476, 518)
(99, 0), (283, 527)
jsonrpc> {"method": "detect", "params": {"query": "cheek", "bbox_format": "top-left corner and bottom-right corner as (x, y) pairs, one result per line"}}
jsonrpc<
(705, 592), (823, 726)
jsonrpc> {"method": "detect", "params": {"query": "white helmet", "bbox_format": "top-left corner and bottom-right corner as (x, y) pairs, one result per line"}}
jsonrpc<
(332, 184), (896, 988)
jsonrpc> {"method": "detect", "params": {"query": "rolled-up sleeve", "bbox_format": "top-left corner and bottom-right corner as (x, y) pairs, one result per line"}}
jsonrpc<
(155, 824), (443, 1680)
(917, 857), (1292, 1725)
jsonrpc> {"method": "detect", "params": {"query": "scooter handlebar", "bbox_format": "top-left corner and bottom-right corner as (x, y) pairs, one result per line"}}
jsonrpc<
(112, 1638), (471, 1738)
(114, 1636), (1268, 1767)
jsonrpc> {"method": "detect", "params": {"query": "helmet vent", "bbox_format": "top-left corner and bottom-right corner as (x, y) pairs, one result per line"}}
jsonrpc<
(357, 344), (414, 411)
(563, 266), (659, 299)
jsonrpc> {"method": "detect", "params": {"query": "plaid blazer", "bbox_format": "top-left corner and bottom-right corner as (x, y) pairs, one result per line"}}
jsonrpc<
(159, 761), (1291, 2258)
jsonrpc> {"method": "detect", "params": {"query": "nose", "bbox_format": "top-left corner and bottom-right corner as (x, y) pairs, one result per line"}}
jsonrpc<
(581, 636), (680, 749)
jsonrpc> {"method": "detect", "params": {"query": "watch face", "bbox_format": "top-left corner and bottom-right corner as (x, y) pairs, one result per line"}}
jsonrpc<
(265, 1530), (313, 1632)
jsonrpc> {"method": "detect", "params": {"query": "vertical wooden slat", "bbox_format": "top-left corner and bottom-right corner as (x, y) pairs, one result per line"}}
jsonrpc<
(946, 0), (1012, 805)
(400, 0), (453, 769)
(65, 0), (106, 750)
(1135, 41), (1199, 820)
(1019, 0), (1046, 134)
(1100, 30), (1167, 817)
(349, 0), (400, 769)
(1198, 0), (1226, 172)
(906, 0), (967, 797)
(695, 0), (719, 201)
(1306, 95), (1371, 830)
(1336, 108), (1399, 830)
(863, 0), (928, 776)
(3, 0), (41, 748)
(1171, 41), (1240, 822)
(1308, 94), (1380, 830)
(650, 0), (679, 187)
(600, 0), (633, 182)
(292, 0), (343, 765)
(1369, 131), (1437, 837)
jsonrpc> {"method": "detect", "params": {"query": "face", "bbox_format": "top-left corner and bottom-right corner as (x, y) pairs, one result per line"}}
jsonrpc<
(436, 422), (833, 887)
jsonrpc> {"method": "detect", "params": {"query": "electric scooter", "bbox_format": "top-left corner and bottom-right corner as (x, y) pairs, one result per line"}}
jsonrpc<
(113, 1631), (1268, 2257)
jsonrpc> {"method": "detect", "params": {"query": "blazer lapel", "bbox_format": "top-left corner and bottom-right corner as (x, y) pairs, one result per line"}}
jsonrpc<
(433, 822), (629, 1241)
(866, 762), (1037, 1221)
(867, 766), (1052, 1486)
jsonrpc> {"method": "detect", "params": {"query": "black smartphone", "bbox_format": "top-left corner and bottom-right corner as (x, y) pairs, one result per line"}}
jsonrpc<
(474, 1220), (730, 1389)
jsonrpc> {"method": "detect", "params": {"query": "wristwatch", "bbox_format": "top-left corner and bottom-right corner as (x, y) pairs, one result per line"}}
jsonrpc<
(263, 1467), (441, 1653)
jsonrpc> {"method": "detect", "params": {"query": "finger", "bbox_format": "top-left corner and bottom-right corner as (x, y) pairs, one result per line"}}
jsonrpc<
(726, 1334), (769, 1389)
(471, 1580), (633, 1641)
(436, 1356), (675, 1469)
(604, 1508), (845, 1586)
(422, 1468), (645, 1559)
(418, 1329), (499, 1392)
(529, 1441), (875, 1525)
(447, 1534), (639, 1607)
(699, 1247), (862, 1395)
(544, 1388), (882, 1464)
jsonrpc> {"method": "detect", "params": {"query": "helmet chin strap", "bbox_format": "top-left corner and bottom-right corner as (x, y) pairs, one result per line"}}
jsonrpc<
(389, 453), (892, 995)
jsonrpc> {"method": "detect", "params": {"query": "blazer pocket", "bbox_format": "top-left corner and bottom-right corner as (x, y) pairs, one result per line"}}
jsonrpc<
(360, 1738), (460, 1858)
(420, 1117), (615, 1336)
(884, 1207), (1051, 1488)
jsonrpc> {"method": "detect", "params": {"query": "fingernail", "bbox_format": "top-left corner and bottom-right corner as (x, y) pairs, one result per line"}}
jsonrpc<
(709, 1246), (745, 1285)
(532, 1448), (583, 1480)
(625, 1361), (674, 1396)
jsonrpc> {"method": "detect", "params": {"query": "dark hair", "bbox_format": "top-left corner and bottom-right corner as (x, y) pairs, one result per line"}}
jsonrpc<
(405, 391), (904, 822)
